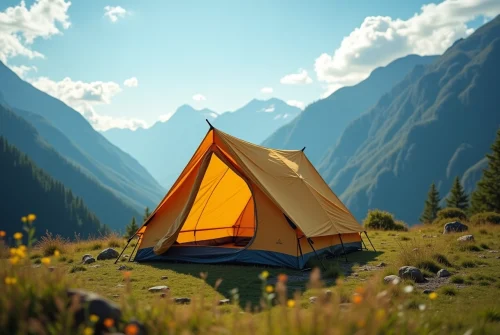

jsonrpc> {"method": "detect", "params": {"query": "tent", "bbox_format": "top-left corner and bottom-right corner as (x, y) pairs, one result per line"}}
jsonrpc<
(125, 123), (369, 269)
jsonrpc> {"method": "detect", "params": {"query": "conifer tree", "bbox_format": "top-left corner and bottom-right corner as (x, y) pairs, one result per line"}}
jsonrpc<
(143, 207), (151, 222)
(471, 128), (500, 214)
(420, 182), (441, 223)
(446, 176), (469, 210)
(124, 217), (139, 239)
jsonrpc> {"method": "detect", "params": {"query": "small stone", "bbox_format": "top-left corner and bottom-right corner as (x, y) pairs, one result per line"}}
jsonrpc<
(82, 254), (93, 263)
(148, 286), (169, 293)
(423, 289), (434, 294)
(118, 265), (133, 271)
(161, 276), (168, 280)
(83, 257), (96, 264)
(384, 275), (401, 284)
(443, 221), (468, 234)
(352, 273), (359, 277)
(478, 255), (486, 259)
(112, 294), (120, 298)
(324, 289), (332, 297)
(97, 248), (120, 260)
(437, 269), (451, 278)
(377, 262), (387, 267)
(123, 255), (129, 258)
(218, 299), (231, 305)
(398, 266), (424, 283)
(173, 297), (191, 304)
(89, 264), (101, 268)
(457, 235), (474, 242)
(488, 250), (498, 253)
(309, 296), (317, 304)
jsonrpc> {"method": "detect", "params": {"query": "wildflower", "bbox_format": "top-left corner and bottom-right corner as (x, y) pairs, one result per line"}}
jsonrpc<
(0, 230), (5, 237)
(103, 318), (114, 328)
(265, 285), (274, 293)
(9, 256), (20, 265)
(41, 257), (51, 266)
(125, 323), (139, 335)
(123, 271), (131, 279)
(419, 304), (426, 311)
(375, 309), (386, 321)
(429, 292), (438, 300)
(259, 270), (269, 280)
(277, 273), (288, 283)
(90, 314), (99, 323)
(83, 327), (94, 335)
(21, 217), (27, 223)
(352, 293), (363, 304)
(287, 299), (296, 308)
(54, 250), (61, 257)
(27, 214), (36, 222)
(13, 232), (23, 240)
(4, 277), (17, 285)
(403, 285), (414, 293)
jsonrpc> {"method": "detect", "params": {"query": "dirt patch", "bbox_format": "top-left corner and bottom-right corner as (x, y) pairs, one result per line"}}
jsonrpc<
(415, 276), (449, 292)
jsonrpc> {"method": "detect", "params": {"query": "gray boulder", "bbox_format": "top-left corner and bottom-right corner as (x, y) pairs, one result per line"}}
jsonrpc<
(383, 275), (401, 284)
(148, 286), (169, 293)
(218, 299), (231, 305)
(83, 257), (96, 264)
(173, 297), (191, 304)
(81, 254), (93, 263)
(437, 269), (451, 278)
(457, 235), (475, 242)
(97, 248), (120, 260)
(443, 221), (468, 234)
(398, 266), (425, 283)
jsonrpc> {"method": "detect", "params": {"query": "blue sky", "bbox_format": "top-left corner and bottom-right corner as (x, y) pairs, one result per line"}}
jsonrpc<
(1, 0), (497, 130)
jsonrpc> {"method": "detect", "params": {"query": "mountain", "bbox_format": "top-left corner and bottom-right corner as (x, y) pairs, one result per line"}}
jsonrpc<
(103, 98), (300, 188)
(262, 55), (438, 164)
(319, 15), (500, 224)
(0, 103), (141, 230)
(0, 62), (165, 212)
(0, 136), (107, 240)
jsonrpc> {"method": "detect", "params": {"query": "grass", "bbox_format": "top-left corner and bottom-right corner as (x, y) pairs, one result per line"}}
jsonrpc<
(1, 223), (500, 334)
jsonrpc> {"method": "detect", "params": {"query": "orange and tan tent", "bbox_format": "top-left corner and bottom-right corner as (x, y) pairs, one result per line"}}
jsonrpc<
(130, 124), (365, 269)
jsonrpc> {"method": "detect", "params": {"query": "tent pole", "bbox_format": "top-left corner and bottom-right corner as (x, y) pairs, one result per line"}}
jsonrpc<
(301, 146), (306, 152)
(206, 119), (214, 129)
(128, 234), (141, 262)
(307, 238), (326, 271)
(338, 234), (348, 262)
(114, 235), (134, 264)
(364, 231), (376, 252)
(359, 233), (368, 250)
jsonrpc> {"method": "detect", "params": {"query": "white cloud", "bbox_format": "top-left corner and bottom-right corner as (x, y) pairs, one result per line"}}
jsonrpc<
(314, 0), (500, 95)
(260, 87), (273, 94)
(159, 112), (174, 122)
(192, 93), (206, 101)
(10, 64), (37, 78)
(104, 6), (127, 23)
(123, 77), (138, 88)
(286, 100), (305, 110)
(29, 76), (145, 131)
(280, 69), (313, 85)
(0, 0), (71, 63)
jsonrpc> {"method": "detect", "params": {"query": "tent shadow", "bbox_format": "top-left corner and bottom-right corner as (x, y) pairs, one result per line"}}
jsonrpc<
(135, 249), (384, 309)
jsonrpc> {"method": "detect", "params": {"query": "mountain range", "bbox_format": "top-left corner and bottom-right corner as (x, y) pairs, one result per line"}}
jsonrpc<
(103, 98), (301, 188)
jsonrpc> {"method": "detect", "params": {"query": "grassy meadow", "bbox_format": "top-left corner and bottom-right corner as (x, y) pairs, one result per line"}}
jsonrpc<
(2, 220), (500, 335)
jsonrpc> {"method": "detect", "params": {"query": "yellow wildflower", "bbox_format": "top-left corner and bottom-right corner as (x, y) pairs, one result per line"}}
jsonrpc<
(27, 214), (36, 222)
(21, 217), (27, 223)
(9, 256), (20, 265)
(103, 318), (114, 328)
(54, 250), (61, 257)
(0, 230), (5, 237)
(41, 257), (51, 266)
(265, 285), (274, 293)
(13, 232), (23, 240)
(287, 299), (296, 308)
(4, 277), (17, 285)
(83, 327), (94, 335)
(260, 270), (269, 280)
(90, 314), (99, 323)
(375, 309), (386, 321)
(429, 292), (438, 300)
(125, 324), (139, 335)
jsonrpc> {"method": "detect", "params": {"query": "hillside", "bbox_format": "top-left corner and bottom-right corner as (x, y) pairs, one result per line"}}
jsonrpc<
(0, 103), (141, 230)
(262, 55), (438, 164)
(0, 62), (165, 211)
(320, 15), (500, 223)
(103, 99), (300, 188)
(0, 136), (106, 239)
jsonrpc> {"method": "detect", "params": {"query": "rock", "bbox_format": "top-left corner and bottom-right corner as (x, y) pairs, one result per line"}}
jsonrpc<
(112, 294), (120, 298)
(118, 265), (133, 271)
(83, 257), (96, 264)
(89, 264), (101, 268)
(443, 221), (468, 234)
(97, 248), (120, 260)
(437, 269), (451, 278)
(123, 255), (129, 258)
(384, 275), (401, 284)
(161, 276), (168, 280)
(352, 273), (359, 277)
(488, 250), (499, 253)
(457, 235), (474, 242)
(324, 289), (332, 297)
(398, 266), (424, 283)
(423, 289), (434, 294)
(82, 254), (93, 263)
(377, 262), (387, 267)
(479, 255), (486, 259)
(67, 289), (121, 334)
(148, 286), (169, 293)
(218, 299), (231, 305)
(309, 296), (317, 304)
(173, 297), (191, 304)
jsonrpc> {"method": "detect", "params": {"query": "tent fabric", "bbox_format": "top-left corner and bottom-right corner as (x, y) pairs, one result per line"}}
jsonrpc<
(135, 127), (363, 269)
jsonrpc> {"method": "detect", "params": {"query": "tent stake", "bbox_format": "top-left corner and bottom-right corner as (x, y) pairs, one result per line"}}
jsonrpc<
(359, 233), (368, 250)
(128, 235), (141, 262)
(338, 234), (348, 262)
(114, 235), (134, 264)
(307, 238), (326, 271)
(364, 231), (376, 252)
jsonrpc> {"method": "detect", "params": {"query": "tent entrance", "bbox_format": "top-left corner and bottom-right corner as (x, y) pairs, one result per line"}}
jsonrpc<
(174, 152), (255, 249)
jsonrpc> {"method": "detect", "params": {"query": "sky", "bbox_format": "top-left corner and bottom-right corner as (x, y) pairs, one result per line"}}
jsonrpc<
(1, 0), (499, 131)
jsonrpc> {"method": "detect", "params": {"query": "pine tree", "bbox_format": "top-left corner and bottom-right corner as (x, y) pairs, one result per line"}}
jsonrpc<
(143, 207), (151, 222)
(446, 176), (469, 210)
(470, 128), (500, 214)
(124, 217), (139, 239)
(420, 182), (441, 223)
